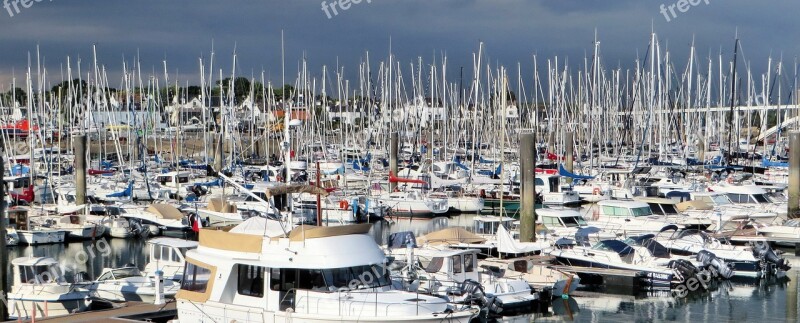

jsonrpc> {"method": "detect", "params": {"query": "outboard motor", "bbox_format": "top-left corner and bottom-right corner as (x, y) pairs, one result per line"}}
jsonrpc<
(696, 250), (734, 279)
(459, 279), (502, 314)
(667, 259), (699, 283)
(459, 279), (485, 304)
(752, 241), (791, 271)
(74, 271), (90, 283)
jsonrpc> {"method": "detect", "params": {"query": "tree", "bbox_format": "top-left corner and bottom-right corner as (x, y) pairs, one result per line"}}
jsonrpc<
(216, 77), (252, 103)
(2, 87), (27, 105)
(272, 84), (295, 102)
(186, 86), (202, 99)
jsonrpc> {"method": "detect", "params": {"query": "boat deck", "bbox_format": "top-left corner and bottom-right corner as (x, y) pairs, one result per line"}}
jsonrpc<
(11, 301), (176, 322)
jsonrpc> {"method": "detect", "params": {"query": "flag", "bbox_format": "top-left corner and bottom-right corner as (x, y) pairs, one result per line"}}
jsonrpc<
(192, 214), (202, 232)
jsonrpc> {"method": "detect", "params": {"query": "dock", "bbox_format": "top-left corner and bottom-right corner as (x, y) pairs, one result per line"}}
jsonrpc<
(7, 301), (176, 323)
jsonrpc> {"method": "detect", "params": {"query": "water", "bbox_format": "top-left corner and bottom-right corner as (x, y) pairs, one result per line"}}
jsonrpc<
(6, 215), (800, 322)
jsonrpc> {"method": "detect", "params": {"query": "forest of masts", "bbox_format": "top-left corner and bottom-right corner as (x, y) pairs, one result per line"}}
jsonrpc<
(0, 32), (798, 169)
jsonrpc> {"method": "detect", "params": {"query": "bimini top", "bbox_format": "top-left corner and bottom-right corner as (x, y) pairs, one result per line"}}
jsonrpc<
(11, 256), (58, 267)
(593, 240), (634, 256)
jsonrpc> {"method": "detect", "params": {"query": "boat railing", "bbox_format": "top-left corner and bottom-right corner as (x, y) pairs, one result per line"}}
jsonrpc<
(292, 287), (431, 317)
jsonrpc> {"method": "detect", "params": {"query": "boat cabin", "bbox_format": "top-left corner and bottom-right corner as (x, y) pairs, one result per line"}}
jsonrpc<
(144, 237), (198, 281)
(689, 192), (734, 207)
(156, 171), (191, 187)
(709, 185), (773, 205)
(634, 197), (680, 216)
(12, 257), (65, 285)
(597, 200), (653, 218)
(412, 248), (479, 291)
(7, 207), (30, 231)
(538, 209), (587, 229)
(473, 216), (516, 235)
(3, 176), (31, 193)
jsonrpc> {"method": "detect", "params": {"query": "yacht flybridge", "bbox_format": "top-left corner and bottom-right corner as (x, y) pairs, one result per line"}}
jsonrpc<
(174, 222), (477, 322)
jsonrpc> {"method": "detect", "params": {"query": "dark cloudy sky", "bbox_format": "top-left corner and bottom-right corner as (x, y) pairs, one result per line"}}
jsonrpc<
(1, 0), (798, 92)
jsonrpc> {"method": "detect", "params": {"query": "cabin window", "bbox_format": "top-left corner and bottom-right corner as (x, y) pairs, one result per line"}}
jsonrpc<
(271, 266), (390, 292)
(464, 254), (475, 273)
(180, 262), (212, 293)
(534, 178), (544, 186)
(20, 265), (53, 283)
(171, 250), (182, 262)
(452, 255), (462, 274)
(543, 217), (560, 227)
(237, 264), (265, 297)
(603, 206), (629, 216)
(727, 193), (750, 204)
(152, 245), (161, 260)
(297, 269), (326, 291)
(631, 207), (651, 216)
(178, 176), (189, 184)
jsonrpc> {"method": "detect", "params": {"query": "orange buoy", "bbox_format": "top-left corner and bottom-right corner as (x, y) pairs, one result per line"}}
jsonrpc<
(339, 200), (350, 210)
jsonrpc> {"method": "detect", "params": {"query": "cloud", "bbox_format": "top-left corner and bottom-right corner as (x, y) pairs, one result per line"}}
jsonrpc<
(0, 0), (797, 92)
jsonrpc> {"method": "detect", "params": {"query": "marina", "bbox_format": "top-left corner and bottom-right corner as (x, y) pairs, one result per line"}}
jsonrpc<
(3, 2), (800, 322)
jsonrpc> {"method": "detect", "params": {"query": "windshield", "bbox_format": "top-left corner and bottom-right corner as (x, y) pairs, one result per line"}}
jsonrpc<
(632, 207), (652, 216)
(321, 265), (391, 289)
(752, 194), (770, 204)
(661, 204), (678, 214)
(711, 195), (732, 205)
(561, 216), (587, 227)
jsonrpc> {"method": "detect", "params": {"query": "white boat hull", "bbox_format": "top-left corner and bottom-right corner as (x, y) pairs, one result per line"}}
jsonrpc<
(8, 290), (91, 319)
(90, 279), (180, 303)
(175, 300), (475, 323)
(16, 230), (66, 245)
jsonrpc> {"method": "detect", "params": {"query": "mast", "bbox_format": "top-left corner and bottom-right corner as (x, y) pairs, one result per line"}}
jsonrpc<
(726, 35), (740, 165)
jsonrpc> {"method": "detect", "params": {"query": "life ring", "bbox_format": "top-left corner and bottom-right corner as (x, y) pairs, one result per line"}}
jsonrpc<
(592, 187), (601, 195)
(726, 176), (733, 184)
(339, 200), (349, 210)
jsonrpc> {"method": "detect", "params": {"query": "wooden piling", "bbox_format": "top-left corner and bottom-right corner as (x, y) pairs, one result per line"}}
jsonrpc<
(74, 135), (87, 205)
(789, 132), (800, 219)
(520, 132), (536, 242)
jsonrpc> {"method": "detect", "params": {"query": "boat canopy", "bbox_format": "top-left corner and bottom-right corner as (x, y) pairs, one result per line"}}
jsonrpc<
(146, 203), (184, 220)
(627, 234), (670, 258)
(418, 227), (486, 245)
(558, 164), (594, 180)
(593, 240), (635, 256)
